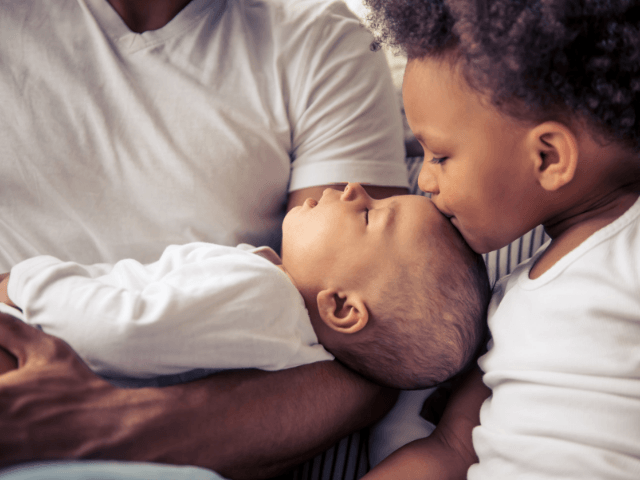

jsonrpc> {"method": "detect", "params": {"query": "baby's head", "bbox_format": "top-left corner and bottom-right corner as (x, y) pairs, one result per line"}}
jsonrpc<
(281, 183), (490, 389)
(366, 0), (640, 253)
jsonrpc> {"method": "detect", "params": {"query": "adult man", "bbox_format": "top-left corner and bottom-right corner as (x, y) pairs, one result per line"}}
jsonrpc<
(0, 0), (407, 478)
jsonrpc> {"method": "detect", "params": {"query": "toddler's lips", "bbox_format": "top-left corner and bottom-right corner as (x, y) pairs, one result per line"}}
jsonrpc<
(304, 198), (318, 208)
(450, 217), (462, 231)
(438, 208), (454, 219)
(443, 213), (458, 228)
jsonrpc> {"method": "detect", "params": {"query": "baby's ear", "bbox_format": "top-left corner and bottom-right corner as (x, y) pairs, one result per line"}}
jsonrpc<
(528, 121), (579, 191)
(316, 289), (368, 334)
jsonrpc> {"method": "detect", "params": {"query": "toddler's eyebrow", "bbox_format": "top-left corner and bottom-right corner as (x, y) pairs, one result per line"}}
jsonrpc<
(414, 131), (446, 151)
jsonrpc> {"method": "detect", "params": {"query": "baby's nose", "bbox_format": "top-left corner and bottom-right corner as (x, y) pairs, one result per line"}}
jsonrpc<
(340, 182), (367, 201)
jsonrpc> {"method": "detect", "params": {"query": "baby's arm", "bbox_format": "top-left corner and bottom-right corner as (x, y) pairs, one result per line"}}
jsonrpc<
(363, 367), (489, 480)
(5, 245), (318, 379)
(4, 254), (186, 378)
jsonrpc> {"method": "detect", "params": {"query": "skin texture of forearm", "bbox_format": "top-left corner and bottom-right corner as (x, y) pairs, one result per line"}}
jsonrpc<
(121, 362), (397, 479)
(0, 313), (396, 479)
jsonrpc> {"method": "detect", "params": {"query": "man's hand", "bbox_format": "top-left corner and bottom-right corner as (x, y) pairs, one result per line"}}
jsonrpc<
(0, 312), (123, 462)
(0, 346), (17, 375)
(0, 312), (396, 478)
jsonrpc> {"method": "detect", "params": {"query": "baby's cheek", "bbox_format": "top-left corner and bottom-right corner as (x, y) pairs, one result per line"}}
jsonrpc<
(0, 346), (17, 374)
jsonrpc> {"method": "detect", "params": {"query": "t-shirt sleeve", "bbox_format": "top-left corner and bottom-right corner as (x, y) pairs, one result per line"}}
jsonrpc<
(284, 0), (408, 192)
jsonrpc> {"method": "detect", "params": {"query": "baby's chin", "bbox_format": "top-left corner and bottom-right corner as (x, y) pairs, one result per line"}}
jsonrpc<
(0, 346), (17, 375)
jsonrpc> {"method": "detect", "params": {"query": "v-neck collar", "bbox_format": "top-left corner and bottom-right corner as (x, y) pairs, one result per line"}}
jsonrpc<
(82, 0), (226, 53)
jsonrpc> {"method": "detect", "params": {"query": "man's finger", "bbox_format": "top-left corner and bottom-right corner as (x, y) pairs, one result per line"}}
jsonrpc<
(0, 345), (17, 373)
(0, 312), (48, 365)
(0, 312), (99, 379)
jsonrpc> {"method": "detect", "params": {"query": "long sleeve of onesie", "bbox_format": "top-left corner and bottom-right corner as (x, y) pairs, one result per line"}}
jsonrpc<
(7, 243), (331, 382)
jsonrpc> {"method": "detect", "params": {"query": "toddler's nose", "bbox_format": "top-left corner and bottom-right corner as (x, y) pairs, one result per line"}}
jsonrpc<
(418, 163), (439, 195)
(340, 182), (367, 201)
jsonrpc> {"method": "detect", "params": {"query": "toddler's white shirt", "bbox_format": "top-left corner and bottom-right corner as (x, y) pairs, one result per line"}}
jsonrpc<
(470, 197), (640, 479)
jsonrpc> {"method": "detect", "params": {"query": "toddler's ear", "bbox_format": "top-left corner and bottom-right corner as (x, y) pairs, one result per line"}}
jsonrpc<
(317, 289), (368, 334)
(528, 121), (578, 191)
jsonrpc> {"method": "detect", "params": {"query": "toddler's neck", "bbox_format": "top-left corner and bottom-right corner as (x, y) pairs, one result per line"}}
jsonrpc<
(531, 189), (639, 279)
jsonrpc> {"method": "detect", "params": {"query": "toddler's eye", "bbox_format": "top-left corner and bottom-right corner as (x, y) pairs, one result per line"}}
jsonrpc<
(364, 208), (369, 224)
(430, 156), (448, 165)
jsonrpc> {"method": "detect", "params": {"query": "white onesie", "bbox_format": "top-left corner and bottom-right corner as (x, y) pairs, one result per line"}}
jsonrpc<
(7, 243), (334, 387)
(470, 197), (640, 479)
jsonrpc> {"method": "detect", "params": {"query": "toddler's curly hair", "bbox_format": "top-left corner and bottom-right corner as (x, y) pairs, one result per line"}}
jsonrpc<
(366, 0), (640, 151)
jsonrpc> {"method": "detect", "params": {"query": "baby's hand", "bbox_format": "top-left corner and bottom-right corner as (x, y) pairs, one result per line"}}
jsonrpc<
(0, 273), (18, 309)
(0, 273), (19, 374)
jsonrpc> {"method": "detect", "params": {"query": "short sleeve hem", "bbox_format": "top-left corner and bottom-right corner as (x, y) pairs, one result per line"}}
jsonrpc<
(289, 158), (409, 192)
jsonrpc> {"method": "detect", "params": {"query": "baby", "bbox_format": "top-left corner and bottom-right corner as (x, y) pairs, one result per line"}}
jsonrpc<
(0, 183), (489, 389)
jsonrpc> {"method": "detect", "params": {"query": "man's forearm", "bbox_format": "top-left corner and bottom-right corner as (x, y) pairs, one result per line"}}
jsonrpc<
(120, 362), (396, 478)
(0, 316), (397, 480)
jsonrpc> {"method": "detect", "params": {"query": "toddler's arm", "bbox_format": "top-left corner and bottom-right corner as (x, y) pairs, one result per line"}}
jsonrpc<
(363, 367), (489, 480)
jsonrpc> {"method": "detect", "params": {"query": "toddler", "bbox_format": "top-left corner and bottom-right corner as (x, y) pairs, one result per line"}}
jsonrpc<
(363, 0), (640, 478)
(0, 183), (490, 390)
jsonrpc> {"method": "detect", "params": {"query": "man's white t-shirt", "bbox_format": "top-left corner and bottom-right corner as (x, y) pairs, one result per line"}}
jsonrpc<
(470, 197), (640, 479)
(0, 0), (407, 270)
(7, 243), (334, 387)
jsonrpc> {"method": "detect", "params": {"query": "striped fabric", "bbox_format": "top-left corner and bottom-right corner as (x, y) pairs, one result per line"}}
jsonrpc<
(278, 156), (548, 480)
(482, 225), (549, 286)
(290, 431), (369, 480)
